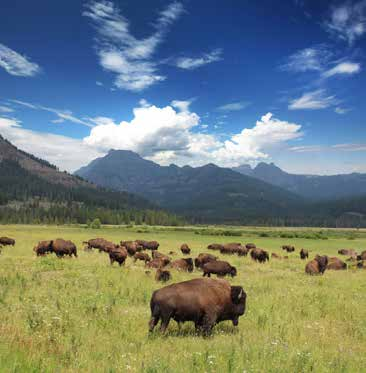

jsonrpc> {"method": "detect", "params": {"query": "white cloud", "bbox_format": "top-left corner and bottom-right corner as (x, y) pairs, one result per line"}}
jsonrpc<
(83, 1), (183, 91)
(0, 43), (41, 77)
(96, 81), (103, 86)
(322, 62), (361, 78)
(289, 145), (326, 153)
(335, 107), (351, 115)
(281, 45), (331, 73)
(0, 117), (103, 172)
(289, 89), (338, 110)
(0, 105), (14, 113)
(332, 143), (366, 151)
(290, 143), (366, 153)
(171, 99), (191, 112)
(174, 49), (222, 70)
(324, 1), (366, 45)
(217, 101), (250, 112)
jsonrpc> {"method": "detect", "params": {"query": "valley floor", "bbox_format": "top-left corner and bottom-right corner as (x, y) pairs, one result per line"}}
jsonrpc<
(0, 225), (365, 372)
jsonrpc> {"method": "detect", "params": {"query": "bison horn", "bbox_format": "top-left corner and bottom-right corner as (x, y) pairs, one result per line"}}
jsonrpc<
(238, 289), (243, 299)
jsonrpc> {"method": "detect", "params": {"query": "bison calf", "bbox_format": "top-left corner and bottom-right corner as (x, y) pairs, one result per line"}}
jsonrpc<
(202, 260), (237, 278)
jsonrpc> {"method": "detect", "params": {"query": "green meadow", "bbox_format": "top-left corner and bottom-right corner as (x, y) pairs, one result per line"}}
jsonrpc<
(0, 225), (365, 372)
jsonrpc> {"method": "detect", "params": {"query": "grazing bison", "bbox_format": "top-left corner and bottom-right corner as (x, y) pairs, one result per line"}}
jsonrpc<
(180, 244), (191, 255)
(327, 257), (347, 270)
(246, 243), (256, 250)
(146, 257), (170, 269)
(0, 237), (15, 246)
(149, 278), (246, 335)
(338, 249), (356, 256)
(250, 249), (269, 263)
(152, 251), (171, 262)
(121, 241), (143, 256)
(207, 243), (224, 251)
(300, 249), (309, 260)
(220, 243), (244, 255)
(202, 260), (237, 278)
(33, 240), (53, 256)
(52, 239), (78, 258)
(83, 238), (108, 251)
(282, 245), (295, 253)
(237, 247), (250, 256)
(136, 240), (159, 251)
(134, 252), (151, 264)
(109, 247), (128, 266)
(305, 255), (328, 275)
(155, 269), (171, 282)
(357, 251), (366, 261)
(170, 258), (194, 272)
(194, 253), (217, 269)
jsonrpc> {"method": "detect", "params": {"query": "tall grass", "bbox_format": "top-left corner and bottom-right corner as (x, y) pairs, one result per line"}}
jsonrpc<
(0, 225), (365, 372)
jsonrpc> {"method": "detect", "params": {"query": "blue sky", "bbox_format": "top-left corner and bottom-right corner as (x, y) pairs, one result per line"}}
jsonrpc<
(0, 0), (365, 174)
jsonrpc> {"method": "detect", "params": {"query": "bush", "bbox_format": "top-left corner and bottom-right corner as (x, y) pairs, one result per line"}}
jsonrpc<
(89, 218), (101, 229)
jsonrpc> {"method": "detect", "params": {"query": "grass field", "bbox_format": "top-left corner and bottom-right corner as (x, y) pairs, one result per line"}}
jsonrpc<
(0, 224), (365, 372)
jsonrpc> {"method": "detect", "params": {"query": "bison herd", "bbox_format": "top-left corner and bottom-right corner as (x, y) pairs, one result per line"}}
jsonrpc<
(1, 234), (365, 335)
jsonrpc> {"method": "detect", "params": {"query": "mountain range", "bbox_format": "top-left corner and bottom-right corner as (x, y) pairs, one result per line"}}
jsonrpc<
(232, 162), (366, 200)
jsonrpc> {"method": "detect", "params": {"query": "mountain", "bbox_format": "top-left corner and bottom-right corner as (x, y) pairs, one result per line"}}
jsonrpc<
(0, 135), (181, 225)
(75, 149), (305, 224)
(232, 162), (366, 200)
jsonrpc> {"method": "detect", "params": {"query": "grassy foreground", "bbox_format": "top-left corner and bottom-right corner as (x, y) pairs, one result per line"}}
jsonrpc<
(0, 225), (365, 372)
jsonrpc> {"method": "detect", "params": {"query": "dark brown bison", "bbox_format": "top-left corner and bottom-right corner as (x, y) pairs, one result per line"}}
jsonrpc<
(170, 258), (194, 272)
(109, 247), (128, 266)
(146, 257), (170, 269)
(180, 244), (191, 255)
(152, 251), (171, 262)
(155, 269), (171, 282)
(338, 249), (356, 256)
(202, 260), (237, 278)
(220, 243), (243, 255)
(207, 243), (224, 251)
(83, 238), (108, 251)
(357, 261), (365, 269)
(52, 239), (78, 258)
(357, 250), (366, 261)
(134, 252), (151, 264)
(237, 247), (250, 256)
(194, 253), (217, 269)
(149, 278), (246, 335)
(250, 248), (269, 263)
(282, 245), (295, 253)
(0, 237), (15, 246)
(120, 241), (143, 256)
(305, 255), (328, 275)
(327, 257), (347, 270)
(245, 243), (256, 250)
(136, 240), (159, 251)
(271, 253), (281, 259)
(300, 249), (309, 260)
(33, 240), (53, 256)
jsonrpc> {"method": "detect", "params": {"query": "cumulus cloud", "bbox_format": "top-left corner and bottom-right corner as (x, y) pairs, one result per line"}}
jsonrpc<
(83, 1), (183, 91)
(217, 101), (250, 112)
(0, 43), (41, 77)
(324, 1), (366, 45)
(0, 117), (103, 172)
(322, 61), (361, 78)
(289, 89), (338, 110)
(174, 49), (222, 70)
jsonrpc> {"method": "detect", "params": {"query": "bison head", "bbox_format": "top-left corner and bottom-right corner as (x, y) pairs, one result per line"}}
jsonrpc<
(184, 258), (194, 272)
(230, 266), (237, 277)
(315, 255), (328, 273)
(230, 286), (247, 324)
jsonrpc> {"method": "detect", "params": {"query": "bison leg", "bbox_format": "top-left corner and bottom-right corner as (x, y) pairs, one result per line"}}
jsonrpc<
(149, 316), (159, 332)
(159, 313), (171, 333)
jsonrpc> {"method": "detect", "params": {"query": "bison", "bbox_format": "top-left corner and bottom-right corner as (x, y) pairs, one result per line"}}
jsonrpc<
(83, 238), (108, 251)
(207, 243), (224, 251)
(271, 253), (281, 259)
(155, 269), (171, 282)
(170, 258), (194, 272)
(338, 249), (356, 256)
(0, 237), (15, 246)
(202, 260), (237, 278)
(305, 255), (328, 275)
(194, 253), (217, 269)
(300, 249), (309, 260)
(121, 241), (143, 256)
(357, 250), (366, 261)
(33, 240), (53, 256)
(245, 243), (256, 250)
(146, 257), (170, 269)
(237, 247), (250, 257)
(327, 257), (347, 270)
(52, 239), (78, 258)
(109, 247), (128, 266)
(148, 278), (246, 335)
(250, 248), (269, 263)
(282, 245), (295, 253)
(180, 244), (191, 255)
(133, 252), (151, 264)
(136, 240), (159, 251)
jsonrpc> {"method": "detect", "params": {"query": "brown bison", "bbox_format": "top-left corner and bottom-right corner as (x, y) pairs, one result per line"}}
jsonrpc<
(246, 243), (256, 250)
(0, 237), (15, 246)
(136, 240), (159, 251)
(83, 238), (108, 251)
(146, 257), (170, 269)
(271, 253), (281, 259)
(149, 278), (246, 335)
(52, 239), (78, 258)
(170, 258), (194, 272)
(194, 253), (217, 269)
(152, 251), (171, 262)
(155, 268), (172, 282)
(180, 244), (191, 255)
(202, 260), (237, 278)
(207, 243), (224, 251)
(338, 249), (356, 256)
(300, 249), (309, 260)
(305, 255), (328, 275)
(33, 240), (53, 256)
(250, 248), (269, 263)
(357, 251), (366, 261)
(220, 243), (244, 255)
(133, 252), (151, 264)
(282, 245), (295, 253)
(120, 241), (143, 256)
(327, 257), (347, 270)
(109, 247), (128, 266)
(237, 247), (250, 256)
